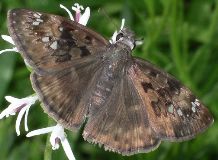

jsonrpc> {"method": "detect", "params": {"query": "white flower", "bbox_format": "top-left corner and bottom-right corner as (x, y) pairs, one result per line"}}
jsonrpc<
(0, 35), (18, 54)
(27, 124), (75, 160)
(109, 18), (143, 46)
(110, 30), (118, 44)
(0, 95), (38, 135)
(109, 18), (125, 44)
(60, 3), (90, 25)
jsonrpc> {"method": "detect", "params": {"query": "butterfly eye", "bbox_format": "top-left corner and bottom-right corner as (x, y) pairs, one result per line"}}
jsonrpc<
(116, 33), (124, 41)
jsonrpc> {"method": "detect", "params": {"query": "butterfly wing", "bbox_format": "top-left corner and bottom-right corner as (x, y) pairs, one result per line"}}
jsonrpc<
(83, 61), (160, 155)
(129, 58), (214, 141)
(8, 9), (109, 75)
(31, 58), (105, 129)
(8, 8), (110, 131)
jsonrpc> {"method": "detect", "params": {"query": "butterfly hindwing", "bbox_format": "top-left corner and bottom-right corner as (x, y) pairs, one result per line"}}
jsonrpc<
(8, 9), (109, 75)
(31, 58), (104, 130)
(129, 58), (213, 140)
(83, 62), (160, 155)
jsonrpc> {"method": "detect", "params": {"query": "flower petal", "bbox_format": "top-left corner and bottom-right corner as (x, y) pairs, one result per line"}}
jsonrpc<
(26, 126), (55, 137)
(16, 106), (28, 135)
(135, 39), (144, 46)
(24, 105), (31, 131)
(0, 48), (18, 55)
(50, 124), (65, 150)
(0, 104), (16, 119)
(120, 18), (125, 30)
(61, 138), (76, 160)
(72, 3), (84, 11)
(60, 4), (74, 21)
(26, 95), (38, 105)
(110, 30), (118, 44)
(78, 7), (90, 25)
(5, 96), (19, 103)
(1, 35), (15, 45)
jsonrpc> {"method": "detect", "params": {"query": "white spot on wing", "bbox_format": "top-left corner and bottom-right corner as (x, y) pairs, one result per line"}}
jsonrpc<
(50, 41), (58, 50)
(177, 108), (183, 116)
(33, 21), (40, 26)
(33, 13), (41, 18)
(191, 99), (200, 113)
(36, 18), (43, 22)
(59, 27), (63, 32)
(168, 104), (174, 114)
(191, 102), (196, 112)
(42, 37), (50, 43)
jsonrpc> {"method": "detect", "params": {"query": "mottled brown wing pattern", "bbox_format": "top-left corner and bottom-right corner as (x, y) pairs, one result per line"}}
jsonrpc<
(83, 64), (160, 155)
(31, 58), (104, 130)
(8, 9), (109, 75)
(129, 58), (213, 141)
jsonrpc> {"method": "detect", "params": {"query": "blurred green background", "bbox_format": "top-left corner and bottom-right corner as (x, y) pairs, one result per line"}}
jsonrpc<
(0, 0), (217, 160)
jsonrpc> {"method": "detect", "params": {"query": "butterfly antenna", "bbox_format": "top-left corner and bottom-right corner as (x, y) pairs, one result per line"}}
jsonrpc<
(98, 8), (119, 30)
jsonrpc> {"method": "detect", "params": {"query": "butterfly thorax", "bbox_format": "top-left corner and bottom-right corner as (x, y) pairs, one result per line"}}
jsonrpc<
(114, 27), (136, 51)
(102, 28), (136, 65)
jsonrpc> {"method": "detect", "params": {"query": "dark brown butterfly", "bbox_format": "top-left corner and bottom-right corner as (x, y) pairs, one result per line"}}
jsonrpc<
(7, 9), (213, 155)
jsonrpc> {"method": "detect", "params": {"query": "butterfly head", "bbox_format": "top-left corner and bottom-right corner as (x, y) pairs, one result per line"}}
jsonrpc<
(115, 27), (136, 50)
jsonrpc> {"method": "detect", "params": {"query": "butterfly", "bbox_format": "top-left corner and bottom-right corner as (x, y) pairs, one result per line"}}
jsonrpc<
(7, 8), (213, 155)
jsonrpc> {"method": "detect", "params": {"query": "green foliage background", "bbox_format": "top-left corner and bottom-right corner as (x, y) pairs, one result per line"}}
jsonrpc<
(0, 0), (217, 160)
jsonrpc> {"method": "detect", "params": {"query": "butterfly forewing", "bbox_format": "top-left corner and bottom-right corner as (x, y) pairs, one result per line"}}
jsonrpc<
(130, 58), (214, 140)
(8, 9), (109, 75)
(31, 58), (104, 130)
